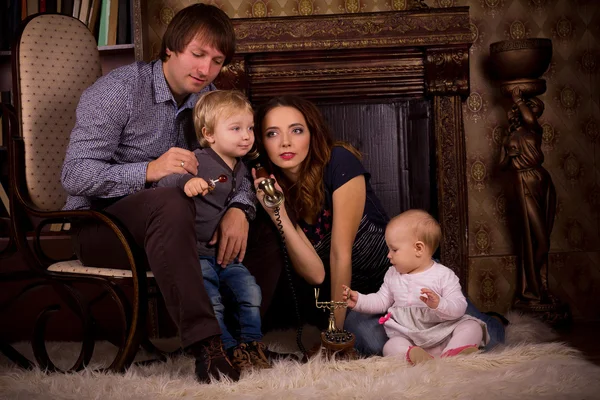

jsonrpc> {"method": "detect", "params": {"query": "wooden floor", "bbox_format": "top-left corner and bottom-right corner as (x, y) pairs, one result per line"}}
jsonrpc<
(555, 321), (600, 366)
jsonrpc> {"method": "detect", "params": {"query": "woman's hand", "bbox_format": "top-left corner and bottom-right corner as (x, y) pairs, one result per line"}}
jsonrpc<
(184, 177), (210, 197)
(420, 288), (440, 309)
(342, 285), (358, 309)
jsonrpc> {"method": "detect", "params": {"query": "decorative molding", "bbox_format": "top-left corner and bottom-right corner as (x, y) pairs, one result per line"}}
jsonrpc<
(245, 48), (427, 102)
(232, 8), (471, 54)
(434, 96), (469, 286)
(252, 64), (422, 78)
(425, 47), (470, 96)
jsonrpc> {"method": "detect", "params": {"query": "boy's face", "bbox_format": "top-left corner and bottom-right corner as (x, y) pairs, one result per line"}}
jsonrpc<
(163, 35), (225, 103)
(385, 222), (422, 275)
(205, 109), (255, 162)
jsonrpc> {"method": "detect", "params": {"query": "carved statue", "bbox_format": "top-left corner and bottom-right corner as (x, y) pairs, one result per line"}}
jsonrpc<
(500, 88), (557, 305)
(490, 38), (570, 325)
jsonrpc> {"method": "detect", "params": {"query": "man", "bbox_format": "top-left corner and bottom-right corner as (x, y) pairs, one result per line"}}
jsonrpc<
(61, 4), (252, 383)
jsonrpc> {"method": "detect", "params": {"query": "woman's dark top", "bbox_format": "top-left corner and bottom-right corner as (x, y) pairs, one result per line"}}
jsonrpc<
(298, 146), (390, 295)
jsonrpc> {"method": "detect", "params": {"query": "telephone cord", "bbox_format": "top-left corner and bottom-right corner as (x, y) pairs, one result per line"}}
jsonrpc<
(274, 206), (309, 360)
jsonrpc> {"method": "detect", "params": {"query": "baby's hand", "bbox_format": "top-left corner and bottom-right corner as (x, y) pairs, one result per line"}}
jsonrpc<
(342, 285), (358, 309)
(420, 288), (440, 309)
(184, 177), (210, 197)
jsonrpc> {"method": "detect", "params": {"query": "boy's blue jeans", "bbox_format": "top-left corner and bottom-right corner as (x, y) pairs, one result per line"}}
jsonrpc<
(344, 298), (506, 356)
(199, 257), (263, 351)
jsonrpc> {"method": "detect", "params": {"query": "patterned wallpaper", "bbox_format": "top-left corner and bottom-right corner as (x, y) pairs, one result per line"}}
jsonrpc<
(146, 0), (600, 320)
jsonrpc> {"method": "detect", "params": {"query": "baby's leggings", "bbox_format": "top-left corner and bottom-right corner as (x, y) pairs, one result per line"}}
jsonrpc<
(382, 320), (483, 358)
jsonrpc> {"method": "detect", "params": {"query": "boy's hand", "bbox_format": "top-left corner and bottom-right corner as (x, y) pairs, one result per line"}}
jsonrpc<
(420, 288), (440, 309)
(184, 177), (210, 197)
(342, 285), (358, 309)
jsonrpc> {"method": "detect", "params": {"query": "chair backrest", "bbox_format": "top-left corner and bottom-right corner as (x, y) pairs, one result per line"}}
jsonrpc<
(14, 14), (101, 211)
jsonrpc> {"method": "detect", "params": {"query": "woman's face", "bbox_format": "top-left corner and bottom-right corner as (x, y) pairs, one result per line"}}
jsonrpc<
(261, 106), (311, 180)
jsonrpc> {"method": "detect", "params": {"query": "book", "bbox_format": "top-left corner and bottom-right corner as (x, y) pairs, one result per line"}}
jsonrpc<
(45, 0), (56, 12)
(61, 0), (72, 15)
(78, 0), (89, 23)
(26, 0), (37, 14)
(106, 0), (118, 45)
(97, 0), (109, 46)
(71, 0), (79, 18)
(116, 0), (128, 44)
(87, 0), (101, 34)
(8, 0), (21, 48)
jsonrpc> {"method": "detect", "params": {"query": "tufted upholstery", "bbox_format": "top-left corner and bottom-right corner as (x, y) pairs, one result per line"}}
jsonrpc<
(17, 14), (102, 211)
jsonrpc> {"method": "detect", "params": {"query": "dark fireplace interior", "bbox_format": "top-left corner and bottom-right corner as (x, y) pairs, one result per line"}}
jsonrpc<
(317, 100), (436, 220)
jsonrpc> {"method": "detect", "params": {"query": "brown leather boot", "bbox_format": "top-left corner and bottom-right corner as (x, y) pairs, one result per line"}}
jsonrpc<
(188, 335), (241, 384)
(246, 341), (272, 369)
(230, 343), (253, 371)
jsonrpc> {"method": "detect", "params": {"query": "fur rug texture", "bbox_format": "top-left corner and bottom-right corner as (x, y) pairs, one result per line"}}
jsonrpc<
(1, 312), (599, 400)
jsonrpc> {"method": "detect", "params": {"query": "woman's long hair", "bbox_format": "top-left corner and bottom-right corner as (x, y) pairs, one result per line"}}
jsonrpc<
(254, 95), (360, 221)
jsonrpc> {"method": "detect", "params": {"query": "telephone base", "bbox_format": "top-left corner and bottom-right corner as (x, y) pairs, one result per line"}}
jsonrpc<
(319, 330), (358, 360)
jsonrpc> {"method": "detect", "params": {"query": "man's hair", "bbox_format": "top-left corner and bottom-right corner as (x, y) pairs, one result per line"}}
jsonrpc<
(193, 90), (253, 148)
(390, 209), (442, 253)
(159, 3), (235, 66)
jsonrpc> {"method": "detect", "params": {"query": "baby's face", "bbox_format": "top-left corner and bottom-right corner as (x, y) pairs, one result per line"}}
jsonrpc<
(385, 224), (420, 274)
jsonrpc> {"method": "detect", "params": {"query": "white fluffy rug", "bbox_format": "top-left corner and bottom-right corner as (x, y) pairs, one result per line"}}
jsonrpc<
(1, 313), (599, 400)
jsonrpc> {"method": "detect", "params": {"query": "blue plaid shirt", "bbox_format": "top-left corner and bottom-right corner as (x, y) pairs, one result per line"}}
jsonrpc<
(61, 60), (256, 217)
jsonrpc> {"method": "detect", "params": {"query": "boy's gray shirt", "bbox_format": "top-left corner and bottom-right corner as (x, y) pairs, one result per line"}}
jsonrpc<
(157, 147), (250, 257)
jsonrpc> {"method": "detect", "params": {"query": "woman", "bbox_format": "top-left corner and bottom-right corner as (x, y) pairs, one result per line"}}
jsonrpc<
(252, 95), (505, 355)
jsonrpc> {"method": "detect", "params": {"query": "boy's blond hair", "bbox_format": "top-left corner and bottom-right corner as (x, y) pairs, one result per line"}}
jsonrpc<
(193, 90), (253, 148)
(390, 209), (442, 253)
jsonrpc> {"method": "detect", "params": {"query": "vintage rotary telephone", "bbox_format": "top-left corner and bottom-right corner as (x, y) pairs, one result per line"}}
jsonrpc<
(247, 149), (356, 359)
(314, 288), (356, 358)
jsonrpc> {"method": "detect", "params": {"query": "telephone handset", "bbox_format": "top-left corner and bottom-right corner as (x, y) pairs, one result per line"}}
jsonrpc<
(246, 149), (284, 208)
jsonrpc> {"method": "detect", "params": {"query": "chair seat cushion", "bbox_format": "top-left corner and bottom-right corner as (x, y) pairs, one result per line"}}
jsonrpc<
(48, 260), (154, 278)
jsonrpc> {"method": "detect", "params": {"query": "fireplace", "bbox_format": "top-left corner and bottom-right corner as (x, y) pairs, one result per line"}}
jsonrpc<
(187, 8), (472, 285)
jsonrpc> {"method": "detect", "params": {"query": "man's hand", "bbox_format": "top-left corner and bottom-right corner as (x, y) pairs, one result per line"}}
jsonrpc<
(210, 207), (249, 266)
(342, 285), (358, 309)
(146, 147), (199, 183)
(184, 177), (210, 197)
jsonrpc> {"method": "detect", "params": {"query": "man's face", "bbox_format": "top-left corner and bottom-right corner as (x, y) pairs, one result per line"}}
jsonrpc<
(163, 35), (225, 103)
